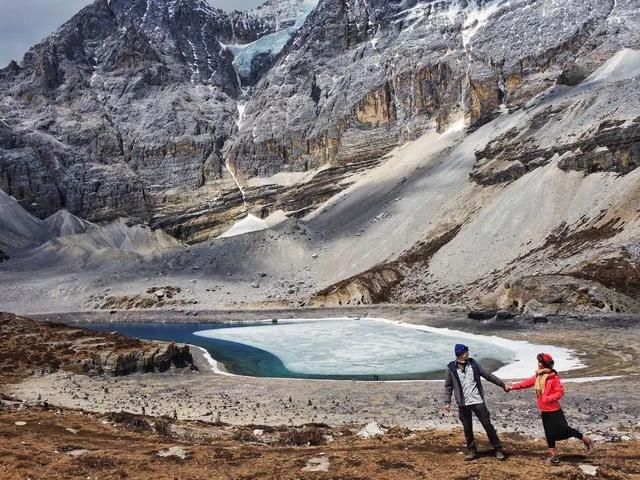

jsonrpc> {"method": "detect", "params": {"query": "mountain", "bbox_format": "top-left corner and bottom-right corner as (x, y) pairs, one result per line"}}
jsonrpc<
(0, 0), (314, 226)
(1, 0), (640, 315)
(225, 0), (638, 176)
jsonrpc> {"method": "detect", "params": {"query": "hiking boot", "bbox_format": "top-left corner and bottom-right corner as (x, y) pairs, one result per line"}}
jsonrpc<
(548, 455), (560, 465)
(495, 450), (506, 461)
(583, 436), (593, 452)
(464, 451), (478, 461)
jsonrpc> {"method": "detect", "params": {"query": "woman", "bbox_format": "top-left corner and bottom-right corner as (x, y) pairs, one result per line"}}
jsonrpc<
(507, 353), (592, 464)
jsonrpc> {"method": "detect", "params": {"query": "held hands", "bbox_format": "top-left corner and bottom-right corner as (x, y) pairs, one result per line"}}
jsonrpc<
(503, 385), (512, 393)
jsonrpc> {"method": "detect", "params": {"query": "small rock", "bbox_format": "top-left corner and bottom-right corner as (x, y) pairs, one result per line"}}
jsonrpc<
(66, 449), (90, 457)
(250, 282), (260, 289)
(157, 446), (189, 460)
(579, 465), (598, 476)
(14, 421), (26, 426)
(153, 289), (166, 299)
(253, 429), (264, 436)
(357, 421), (386, 439)
(302, 455), (330, 472)
(65, 428), (79, 435)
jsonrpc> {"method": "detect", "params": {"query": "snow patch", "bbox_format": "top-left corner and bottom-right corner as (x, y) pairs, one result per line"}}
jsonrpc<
(236, 101), (246, 128)
(218, 213), (269, 238)
(564, 376), (621, 384)
(218, 211), (287, 238)
(187, 38), (200, 83)
(247, 165), (331, 187)
(224, 160), (248, 208)
(443, 117), (467, 135)
(357, 422), (386, 438)
(462, 1), (503, 51)
(190, 345), (235, 376)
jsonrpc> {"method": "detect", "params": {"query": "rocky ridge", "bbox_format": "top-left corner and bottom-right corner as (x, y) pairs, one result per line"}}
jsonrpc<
(0, 312), (195, 382)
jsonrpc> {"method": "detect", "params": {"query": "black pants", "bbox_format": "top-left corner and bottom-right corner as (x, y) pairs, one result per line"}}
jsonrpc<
(541, 410), (583, 448)
(458, 403), (502, 452)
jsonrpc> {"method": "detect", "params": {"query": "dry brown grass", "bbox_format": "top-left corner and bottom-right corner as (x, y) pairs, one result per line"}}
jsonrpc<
(1, 407), (639, 480)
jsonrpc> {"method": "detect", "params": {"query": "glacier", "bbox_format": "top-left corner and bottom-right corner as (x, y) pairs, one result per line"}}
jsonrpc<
(224, 0), (318, 81)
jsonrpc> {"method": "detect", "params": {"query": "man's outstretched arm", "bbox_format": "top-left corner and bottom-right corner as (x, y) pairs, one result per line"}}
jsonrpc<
(477, 362), (506, 388)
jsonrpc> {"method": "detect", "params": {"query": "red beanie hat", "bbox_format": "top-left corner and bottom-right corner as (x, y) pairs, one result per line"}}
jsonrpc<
(537, 353), (554, 366)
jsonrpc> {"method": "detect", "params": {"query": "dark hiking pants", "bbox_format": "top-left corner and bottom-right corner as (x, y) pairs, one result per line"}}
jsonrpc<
(458, 403), (502, 452)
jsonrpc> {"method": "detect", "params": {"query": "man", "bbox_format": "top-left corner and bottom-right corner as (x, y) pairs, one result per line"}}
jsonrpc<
(443, 343), (508, 461)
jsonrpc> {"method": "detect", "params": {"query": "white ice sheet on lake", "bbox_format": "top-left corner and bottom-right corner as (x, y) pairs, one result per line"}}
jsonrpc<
(194, 318), (582, 379)
(194, 318), (517, 376)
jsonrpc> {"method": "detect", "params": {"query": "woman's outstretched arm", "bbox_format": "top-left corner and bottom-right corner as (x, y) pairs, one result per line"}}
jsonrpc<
(509, 375), (536, 390)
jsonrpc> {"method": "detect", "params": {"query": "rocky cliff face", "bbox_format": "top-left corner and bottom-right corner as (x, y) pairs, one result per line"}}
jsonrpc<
(0, 0), (315, 224)
(1, 0), (232, 222)
(83, 342), (194, 376)
(224, 0), (620, 177)
(1, 0), (637, 232)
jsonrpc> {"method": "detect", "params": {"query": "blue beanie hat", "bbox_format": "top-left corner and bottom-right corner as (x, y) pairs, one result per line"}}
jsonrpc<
(455, 344), (469, 357)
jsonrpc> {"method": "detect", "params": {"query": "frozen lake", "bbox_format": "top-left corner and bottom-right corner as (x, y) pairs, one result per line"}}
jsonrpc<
(83, 317), (580, 380)
(194, 318), (515, 379)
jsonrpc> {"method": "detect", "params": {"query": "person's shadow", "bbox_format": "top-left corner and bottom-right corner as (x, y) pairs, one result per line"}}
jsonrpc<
(473, 449), (507, 459)
(470, 451), (590, 463)
(557, 454), (590, 463)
